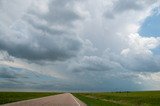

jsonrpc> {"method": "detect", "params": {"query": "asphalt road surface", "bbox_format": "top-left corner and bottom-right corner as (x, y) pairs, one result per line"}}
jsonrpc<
(1, 93), (86, 106)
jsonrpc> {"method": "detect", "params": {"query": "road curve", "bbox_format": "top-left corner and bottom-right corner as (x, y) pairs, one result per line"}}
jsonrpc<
(1, 93), (86, 106)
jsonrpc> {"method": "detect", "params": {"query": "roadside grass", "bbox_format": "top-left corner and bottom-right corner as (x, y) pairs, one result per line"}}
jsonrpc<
(73, 91), (160, 106)
(73, 93), (123, 106)
(0, 92), (59, 105)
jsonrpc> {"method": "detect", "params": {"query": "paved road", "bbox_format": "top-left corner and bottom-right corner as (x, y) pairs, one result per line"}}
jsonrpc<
(1, 93), (86, 106)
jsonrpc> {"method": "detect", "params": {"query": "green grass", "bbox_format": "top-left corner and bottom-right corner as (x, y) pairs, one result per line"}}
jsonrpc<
(0, 92), (59, 105)
(73, 93), (123, 106)
(1, 91), (160, 106)
(73, 91), (160, 106)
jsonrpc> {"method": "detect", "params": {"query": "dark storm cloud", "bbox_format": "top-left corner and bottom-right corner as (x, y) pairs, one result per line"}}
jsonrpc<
(0, 66), (32, 79)
(0, 65), (59, 89)
(0, 67), (18, 78)
(0, 33), (83, 61)
(0, 0), (84, 61)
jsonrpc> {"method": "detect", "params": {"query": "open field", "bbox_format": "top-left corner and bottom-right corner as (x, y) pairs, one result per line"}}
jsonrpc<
(0, 92), (58, 105)
(1, 91), (160, 106)
(0, 93), (86, 106)
(73, 91), (160, 106)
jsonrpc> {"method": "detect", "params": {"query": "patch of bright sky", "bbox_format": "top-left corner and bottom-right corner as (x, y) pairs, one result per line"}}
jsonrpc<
(152, 48), (160, 55)
(139, 8), (160, 37)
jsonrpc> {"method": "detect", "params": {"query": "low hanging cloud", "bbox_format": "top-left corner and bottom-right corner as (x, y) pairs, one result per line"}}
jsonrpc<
(0, 65), (62, 90)
(70, 55), (124, 72)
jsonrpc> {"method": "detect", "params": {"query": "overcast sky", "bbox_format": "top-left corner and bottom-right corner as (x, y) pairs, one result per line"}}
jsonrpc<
(0, 0), (160, 92)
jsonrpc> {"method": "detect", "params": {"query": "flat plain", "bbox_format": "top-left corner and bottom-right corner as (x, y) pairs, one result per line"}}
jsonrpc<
(0, 93), (86, 106)
(73, 91), (160, 106)
(0, 92), (58, 105)
(1, 91), (160, 106)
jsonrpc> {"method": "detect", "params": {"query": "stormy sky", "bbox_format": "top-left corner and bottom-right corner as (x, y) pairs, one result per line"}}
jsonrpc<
(0, 0), (160, 91)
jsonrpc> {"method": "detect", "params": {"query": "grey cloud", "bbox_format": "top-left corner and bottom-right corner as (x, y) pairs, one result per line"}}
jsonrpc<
(103, 50), (160, 72)
(0, 50), (14, 62)
(67, 63), (142, 91)
(0, 0), (160, 92)
(0, 33), (83, 61)
(28, 0), (81, 26)
(0, 65), (60, 89)
(114, 0), (143, 13)
(120, 55), (160, 72)
(44, 0), (81, 26)
(0, 0), (84, 61)
(0, 67), (18, 78)
(104, 0), (157, 19)
(0, 66), (32, 79)
(71, 56), (124, 72)
(0, 65), (93, 92)
(70, 48), (160, 73)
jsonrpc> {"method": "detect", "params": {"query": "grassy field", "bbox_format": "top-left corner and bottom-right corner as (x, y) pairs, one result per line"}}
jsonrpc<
(0, 92), (58, 105)
(73, 91), (160, 106)
(1, 91), (160, 106)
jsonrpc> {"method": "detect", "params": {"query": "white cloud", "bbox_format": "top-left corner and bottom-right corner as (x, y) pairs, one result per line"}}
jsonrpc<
(126, 33), (160, 55)
(0, 50), (14, 62)
(121, 48), (130, 56)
